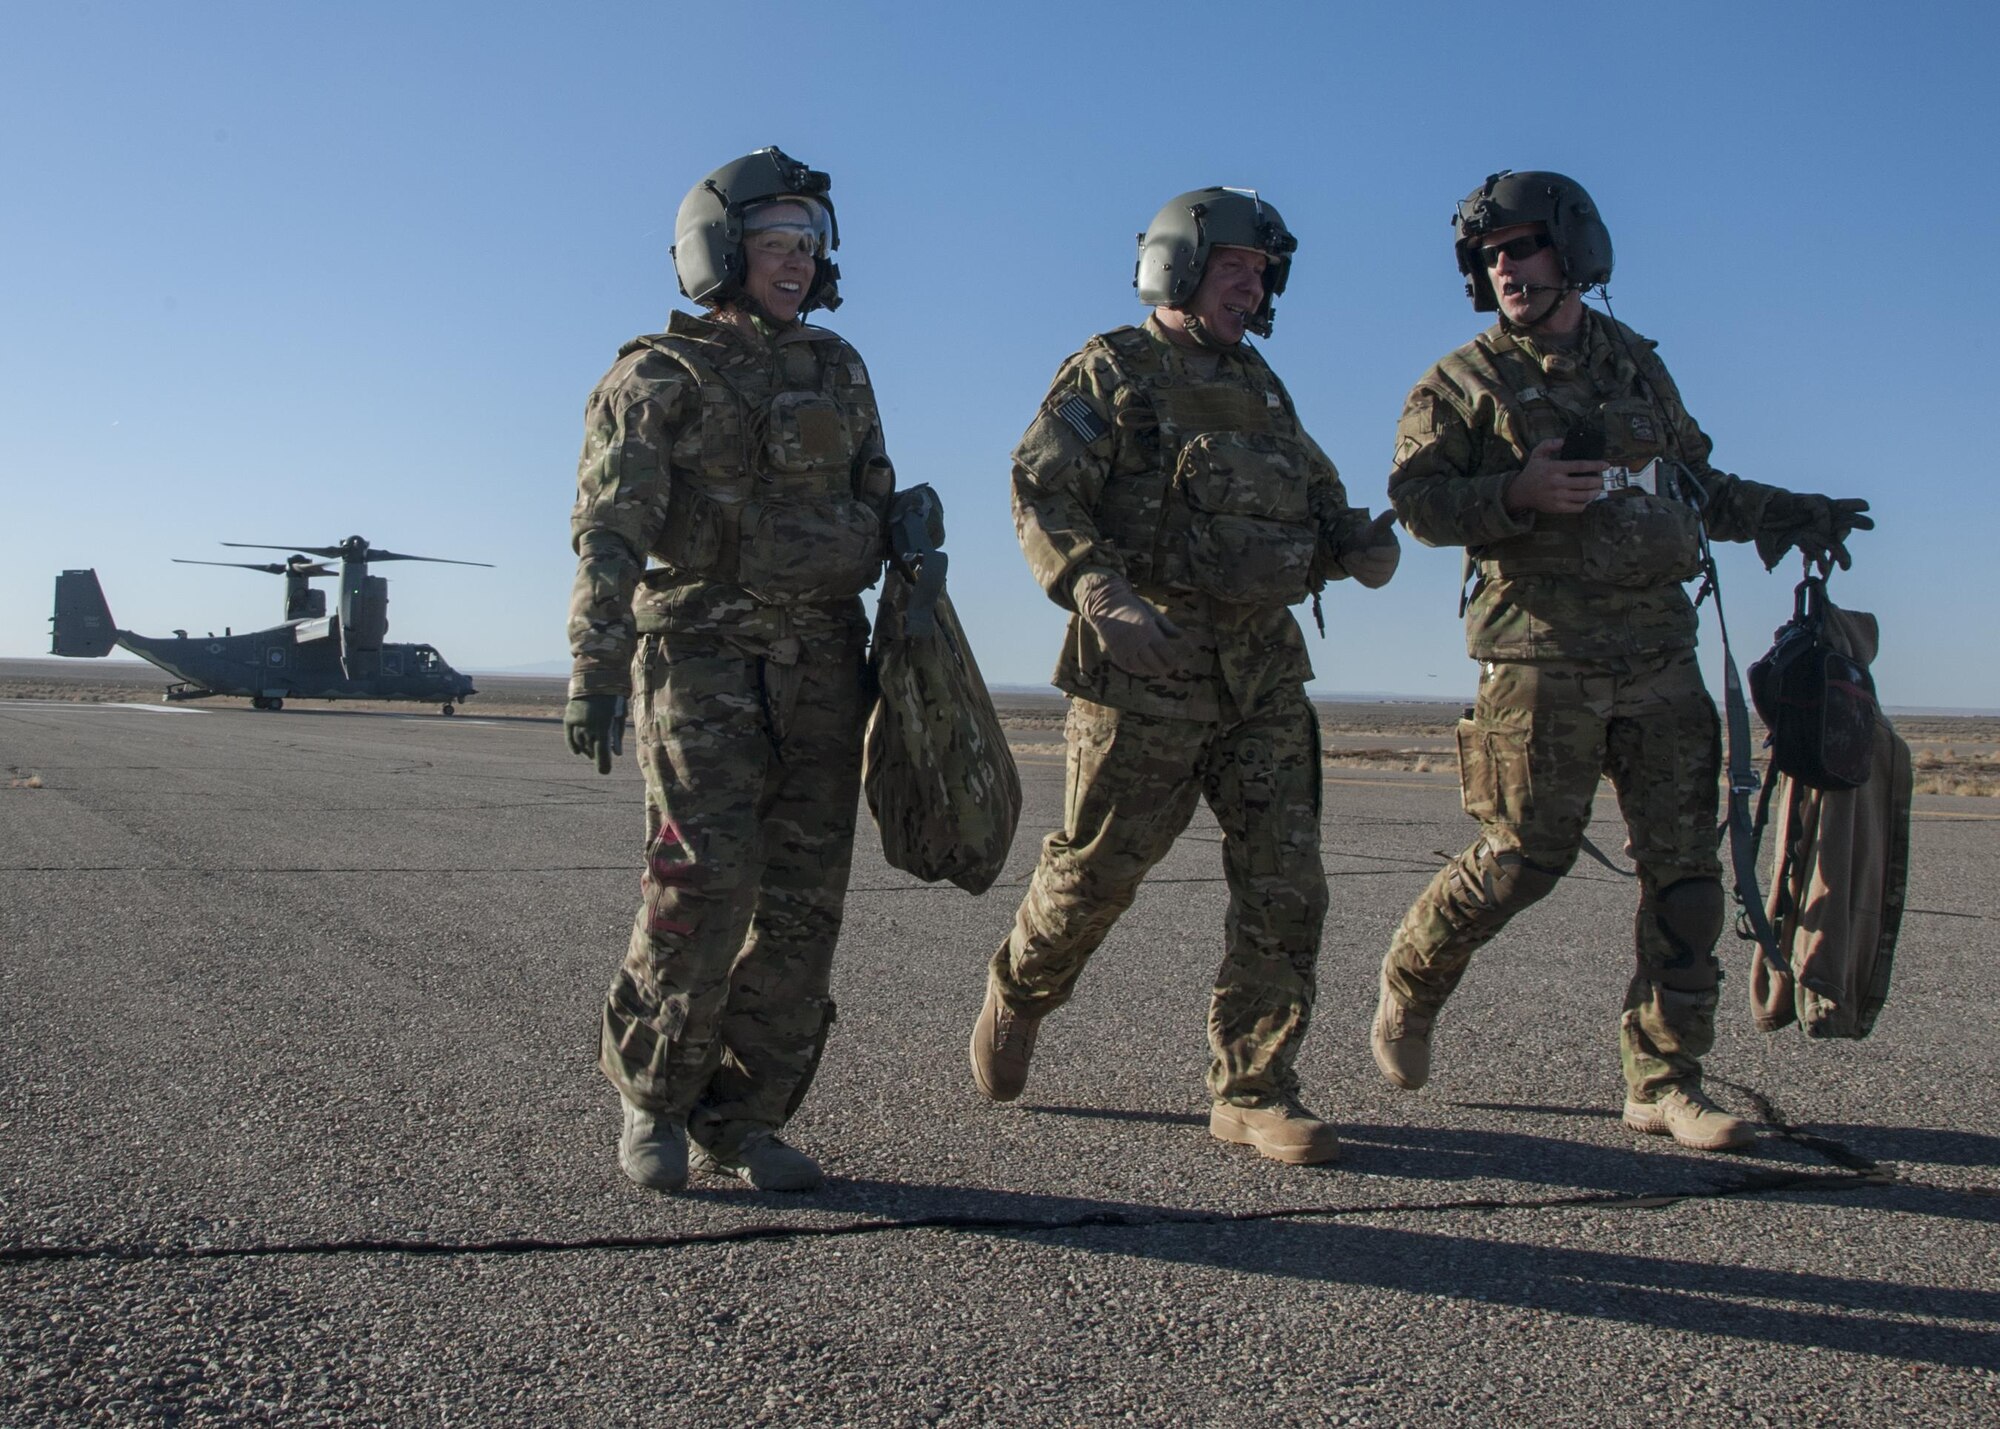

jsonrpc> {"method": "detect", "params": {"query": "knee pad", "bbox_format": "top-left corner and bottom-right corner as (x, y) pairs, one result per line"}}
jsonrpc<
(1655, 877), (1724, 990)
(1657, 877), (1724, 955)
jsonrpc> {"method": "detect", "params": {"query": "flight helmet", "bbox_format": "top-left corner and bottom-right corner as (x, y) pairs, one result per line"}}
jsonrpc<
(672, 146), (841, 313)
(1453, 170), (1612, 311)
(1134, 186), (1296, 337)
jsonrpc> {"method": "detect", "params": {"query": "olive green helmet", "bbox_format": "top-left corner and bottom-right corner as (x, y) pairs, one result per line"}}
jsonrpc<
(1134, 187), (1296, 337)
(672, 145), (842, 313)
(1453, 170), (1612, 312)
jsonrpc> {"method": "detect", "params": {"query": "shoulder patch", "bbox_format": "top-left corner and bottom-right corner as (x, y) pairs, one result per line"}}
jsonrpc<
(848, 362), (868, 386)
(1054, 394), (1108, 444)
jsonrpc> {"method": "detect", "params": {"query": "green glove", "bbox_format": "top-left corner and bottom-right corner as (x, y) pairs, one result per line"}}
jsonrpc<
(565, 693), (627, 775)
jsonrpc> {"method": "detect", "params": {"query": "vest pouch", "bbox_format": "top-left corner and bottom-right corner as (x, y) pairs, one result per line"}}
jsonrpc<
(657, 483), (728, 580)
(1175, 431), (1318, 606)
(1597, 397), (1671, 467)
(1575, 489), (1704, 588)
(735, 493), (882, 602)
(762, 391), (854, 476)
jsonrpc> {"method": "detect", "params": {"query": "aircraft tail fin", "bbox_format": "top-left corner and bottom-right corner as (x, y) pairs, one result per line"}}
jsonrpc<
(51, 569), (119, 657)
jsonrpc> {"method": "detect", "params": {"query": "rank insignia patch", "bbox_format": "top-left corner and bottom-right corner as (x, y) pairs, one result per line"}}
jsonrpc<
(1054, 394), (1108, 443)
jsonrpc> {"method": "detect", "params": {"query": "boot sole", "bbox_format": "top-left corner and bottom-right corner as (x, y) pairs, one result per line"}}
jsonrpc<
(1208, 1107), (1340, 1166)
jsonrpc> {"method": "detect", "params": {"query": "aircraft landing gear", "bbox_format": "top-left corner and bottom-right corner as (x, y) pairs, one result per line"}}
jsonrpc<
(251, 696), (284, 711)
(441, 703), (456, 716)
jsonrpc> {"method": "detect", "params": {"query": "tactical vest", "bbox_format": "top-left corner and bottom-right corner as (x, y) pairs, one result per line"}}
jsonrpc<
(1457, 328), (1703, 590)
(1086, 327), (1320, 608)
(629, 331), (882, 605)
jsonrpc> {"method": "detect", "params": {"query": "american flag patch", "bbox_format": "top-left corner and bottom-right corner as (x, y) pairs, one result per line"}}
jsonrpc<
(1054, 394), (1108, 443)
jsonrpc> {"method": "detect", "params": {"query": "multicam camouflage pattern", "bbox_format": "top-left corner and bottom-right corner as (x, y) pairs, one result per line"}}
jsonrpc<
(1382, 309), (1862, 1097)
(1389, 310), (1810, 661)
(1013, 317), (1377, 722)
(863, 569), (1021, 894)
(567, 309), (894, 697)
(995, 318), (1374, 1102)
(993, 690), (1328, 1104)
(600, 632), (866, 1157)
(1385, 647), (1726, 1096)
(573, 307), (893, 1155)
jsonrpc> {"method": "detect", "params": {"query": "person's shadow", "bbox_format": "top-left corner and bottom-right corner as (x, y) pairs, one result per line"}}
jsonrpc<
(804, 1163), (1996, 1371)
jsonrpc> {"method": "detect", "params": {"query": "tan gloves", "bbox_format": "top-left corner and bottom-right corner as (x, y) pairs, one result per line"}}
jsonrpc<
(1337, 509), (1402, 589)
(1074, 571), (1184, 678)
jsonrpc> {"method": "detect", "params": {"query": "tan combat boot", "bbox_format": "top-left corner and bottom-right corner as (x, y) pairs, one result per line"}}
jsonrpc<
(1209, 1094), (1340, 1165)
(1371, 973), (1434, 1091)
(618, 1100), (688, 1193)
(969, 978), (1042, 1102)
(692, 1131), (824, 1192)
(1623, 1085), (1756, 1152)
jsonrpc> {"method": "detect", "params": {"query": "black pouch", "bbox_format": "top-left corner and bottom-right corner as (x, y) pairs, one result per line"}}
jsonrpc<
(1748, 575), (1878, 790)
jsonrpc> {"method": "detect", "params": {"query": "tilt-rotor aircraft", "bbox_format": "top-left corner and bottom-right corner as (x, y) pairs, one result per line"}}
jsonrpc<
(51, 535), (489, 714)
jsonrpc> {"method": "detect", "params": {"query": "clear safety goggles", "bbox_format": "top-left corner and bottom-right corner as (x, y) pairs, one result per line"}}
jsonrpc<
(742, 198), (832, 259)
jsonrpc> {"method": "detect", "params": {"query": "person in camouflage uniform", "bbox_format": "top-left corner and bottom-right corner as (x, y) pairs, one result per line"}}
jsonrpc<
(1373, 171), (1872, 1151)
(969, 188), (1402, 1166)
(565, 147), (901, 1194)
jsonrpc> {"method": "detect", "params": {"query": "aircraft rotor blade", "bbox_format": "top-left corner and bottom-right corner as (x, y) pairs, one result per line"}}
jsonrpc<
(218, 540), (491, 568)
(174, 558), (290, 574)
(220, 542), (347, 560)
(358, 550), (495, 567)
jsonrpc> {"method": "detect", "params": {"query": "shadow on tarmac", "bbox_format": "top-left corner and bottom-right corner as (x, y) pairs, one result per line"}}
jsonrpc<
(815, 1176), (2000, 1371)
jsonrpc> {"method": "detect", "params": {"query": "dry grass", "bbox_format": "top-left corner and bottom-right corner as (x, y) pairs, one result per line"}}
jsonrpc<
(1913, 771), (2000, 797)
(1322, 748), (1452, 774)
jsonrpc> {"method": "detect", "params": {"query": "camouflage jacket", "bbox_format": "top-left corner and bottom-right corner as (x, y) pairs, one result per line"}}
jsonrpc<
(1013, 317), (1374, 721)
(567, 310), (896, 696)
(1390, 310), (1822, 660)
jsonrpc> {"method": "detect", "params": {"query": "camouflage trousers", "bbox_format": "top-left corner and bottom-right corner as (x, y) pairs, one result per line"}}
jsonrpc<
(1383, 650), (1726, 1098)
(991, 689), (1328, 1103)
(599, 632), (865, 1158)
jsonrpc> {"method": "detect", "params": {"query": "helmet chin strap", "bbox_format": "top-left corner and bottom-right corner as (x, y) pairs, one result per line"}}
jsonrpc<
(1499, 282), (1582, 332)
(1179, 309), (1227, 350)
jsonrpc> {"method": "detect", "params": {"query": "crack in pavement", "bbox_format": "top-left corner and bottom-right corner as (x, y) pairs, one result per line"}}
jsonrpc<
(0, 1163), (1901, 1269)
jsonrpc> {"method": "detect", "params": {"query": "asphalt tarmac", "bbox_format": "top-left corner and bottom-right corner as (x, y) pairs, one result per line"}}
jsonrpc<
(3, 699), (1995, 1426)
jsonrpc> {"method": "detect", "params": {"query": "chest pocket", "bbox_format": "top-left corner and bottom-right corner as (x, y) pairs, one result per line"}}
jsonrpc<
(761, 391), (854, 479)
(735, 388), (879, 601)
(1175, 428), (1318, 607)
(1597, 397), (1670, 465)
(1492, 391), (1571, 467)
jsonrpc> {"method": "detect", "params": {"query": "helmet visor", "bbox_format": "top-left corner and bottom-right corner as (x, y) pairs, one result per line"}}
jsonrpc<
(742, 198), (833, 259)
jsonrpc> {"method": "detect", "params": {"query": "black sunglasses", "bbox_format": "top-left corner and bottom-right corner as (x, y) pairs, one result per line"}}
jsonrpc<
(1477, 232), (1553, 267)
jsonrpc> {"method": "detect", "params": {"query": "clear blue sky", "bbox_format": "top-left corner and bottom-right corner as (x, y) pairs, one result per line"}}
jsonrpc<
(5, 2), (1995, 707)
